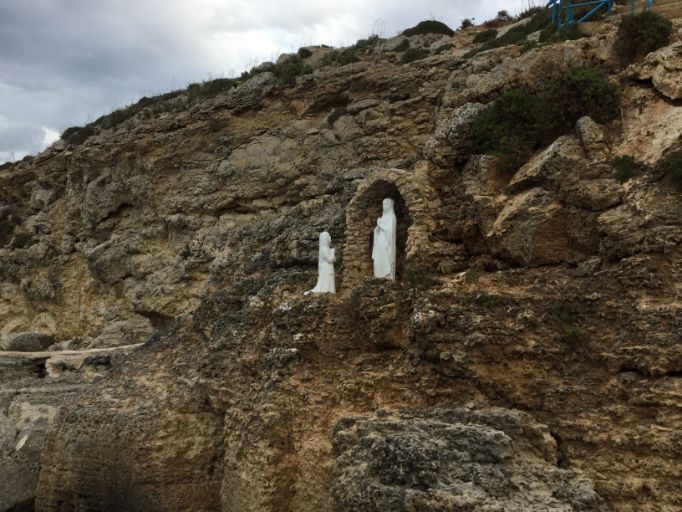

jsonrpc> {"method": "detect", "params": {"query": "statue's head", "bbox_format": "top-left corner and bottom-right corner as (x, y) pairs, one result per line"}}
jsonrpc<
(320, 231), (331, 247)
(382, 198), (394, 214)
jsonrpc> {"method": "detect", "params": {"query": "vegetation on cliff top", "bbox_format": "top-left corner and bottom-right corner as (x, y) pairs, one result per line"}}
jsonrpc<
(402, 20), (454, 37)
(469, 66), (620, 173)
(615, 11), (673, 65)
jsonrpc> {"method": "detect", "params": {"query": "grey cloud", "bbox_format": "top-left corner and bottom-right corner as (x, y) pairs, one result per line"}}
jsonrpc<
(0, 0), (515, 163)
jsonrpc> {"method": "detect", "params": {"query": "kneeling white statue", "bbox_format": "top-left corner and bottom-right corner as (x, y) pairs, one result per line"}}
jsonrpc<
(305, 231), (336, 295)
(372, 198), (397, 280)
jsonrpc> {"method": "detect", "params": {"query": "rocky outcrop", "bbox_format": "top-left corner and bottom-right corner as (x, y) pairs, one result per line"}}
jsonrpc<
(332, 408), (606, 512)
(630, 42), (682, 100)
(0, 344), (140, 511)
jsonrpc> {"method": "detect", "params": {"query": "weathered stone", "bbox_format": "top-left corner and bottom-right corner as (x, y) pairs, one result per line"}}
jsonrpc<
(332, 408), (606, 512)
(86, 316), (155, 349)
(346, 98), (379, 114)
(423, 102), (486, 167)
(332, 115), (363, 140)
(560, 178), (623, 211)
(2, 332), (55, 352)
(507, 135), (587, 194)
(488, 187), (573, 265)
(630, 42), (682, 100)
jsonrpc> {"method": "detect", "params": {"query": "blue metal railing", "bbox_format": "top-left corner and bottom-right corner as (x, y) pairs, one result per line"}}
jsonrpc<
(631, 0), (654, 14)
(547, 0), (654, 29)
(548, 0), (613, 29)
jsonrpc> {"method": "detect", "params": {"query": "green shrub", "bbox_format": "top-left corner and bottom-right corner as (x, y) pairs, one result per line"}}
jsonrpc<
(658, 149), (682, 190)
(61, 125), (96, 145)
(11, 232), (34, 249)
(550, 304), (585, 343)
(539, 24), (587, 44)
(297, 47), (312, 59)
(469, 66), (619, 174)
(354, 35), (380, 51)
(397, 152), (423, 170)
(520, 40), (539, 54)
(272, 56), (313, 86)
(400, 47), (430, 64)
(460, 18), (474, 29)
(435, 43), (455, 54)
(615, 11), (673, 65)
(394, 39), (410, 52)
(549, 67), (620, 125)
(614, 155), (644, 183)
(403, 264), (437, 291)
(496, 10), (513, 22)
(465, 8), (553, 57)
(516, 6), (548, 21)
(474, 29), (498, 43)
(403, 20), (455, 37)
(465, 291), (506, 309)
(186, 78), (236, 101)
(321, 48), (359, 67)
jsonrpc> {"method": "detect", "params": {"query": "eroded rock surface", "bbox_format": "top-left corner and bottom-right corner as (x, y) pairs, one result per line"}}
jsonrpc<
(332, 408), (606, 512)
(0, 11), (680, 512)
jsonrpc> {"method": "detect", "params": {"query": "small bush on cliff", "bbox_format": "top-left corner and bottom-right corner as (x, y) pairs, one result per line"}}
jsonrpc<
(465, 291), (506, 309)
(465, 9), (553, 57)
(297, 47), (312, 59)
(394, 39), (410, 52)
(403, 20), (455, 37)
(551, 304), (585, 344)
(354, 35), (381, 51)
(658, 149), (682, 190)
(474, 29), (498, 43)
(272, 56), (313, 86)
(186, 78), (236, 101)
(615, 11), (673, 65)
(61, 125), (96, 145)
(400, 47), (430, 64)
(469, 67), (619, 173)
(403, 264), (437, 291)
(321, 48), (359, 67)
(614, 155), (645, 183)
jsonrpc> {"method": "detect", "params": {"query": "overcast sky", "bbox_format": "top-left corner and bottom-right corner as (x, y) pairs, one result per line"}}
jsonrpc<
(0, 0), (534, 163)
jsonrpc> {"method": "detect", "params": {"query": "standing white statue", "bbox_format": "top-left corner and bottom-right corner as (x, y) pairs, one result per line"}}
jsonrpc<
(372, 198), (397, 280)
(305, 231), (336, 294)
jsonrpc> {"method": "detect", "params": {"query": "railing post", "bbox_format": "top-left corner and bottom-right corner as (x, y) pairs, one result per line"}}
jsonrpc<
(567, 0), (574, 27)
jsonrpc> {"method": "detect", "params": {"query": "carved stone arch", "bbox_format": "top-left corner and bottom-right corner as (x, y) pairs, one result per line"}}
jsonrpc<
(342, 168), (440, 288)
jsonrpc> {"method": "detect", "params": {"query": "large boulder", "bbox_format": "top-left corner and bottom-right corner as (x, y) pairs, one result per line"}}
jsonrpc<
(424, 102), (486, 168)
(507, 135), (587, 194)
(487, 187), (573, 266)
(630, 42), (682, 100)
(2, 332), (55, 352)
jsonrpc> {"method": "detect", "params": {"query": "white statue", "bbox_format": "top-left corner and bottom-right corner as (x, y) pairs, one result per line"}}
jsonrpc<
(372, 198), (397, 280)
(305, 231), (336, 294)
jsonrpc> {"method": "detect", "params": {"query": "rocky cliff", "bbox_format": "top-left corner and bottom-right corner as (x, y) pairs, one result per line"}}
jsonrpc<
(1, 10), (681, 512)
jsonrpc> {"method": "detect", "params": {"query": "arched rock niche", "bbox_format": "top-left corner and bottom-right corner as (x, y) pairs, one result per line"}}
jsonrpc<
(342, 169), (440, 288)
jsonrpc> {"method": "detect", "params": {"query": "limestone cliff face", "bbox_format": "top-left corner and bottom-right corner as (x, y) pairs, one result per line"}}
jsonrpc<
(1, 13), (681, 512)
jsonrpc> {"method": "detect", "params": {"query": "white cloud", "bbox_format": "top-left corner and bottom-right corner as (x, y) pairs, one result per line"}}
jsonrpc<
(41, 127), (60, 147)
